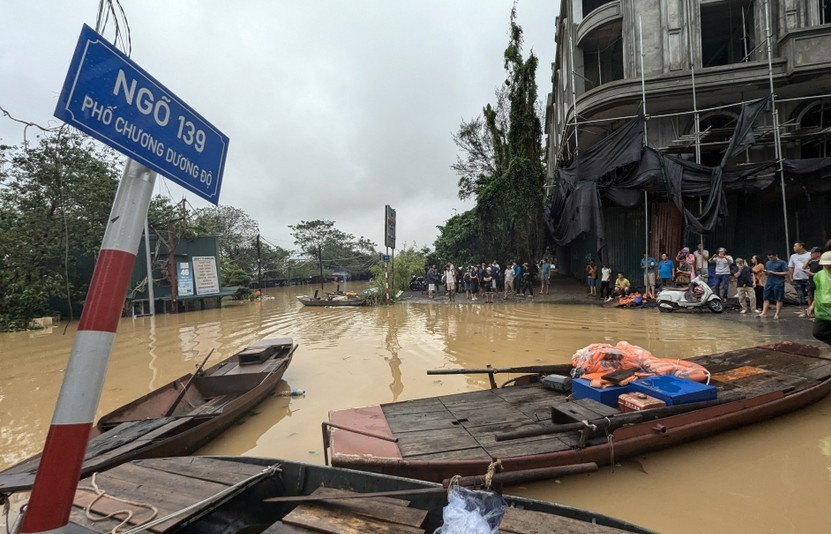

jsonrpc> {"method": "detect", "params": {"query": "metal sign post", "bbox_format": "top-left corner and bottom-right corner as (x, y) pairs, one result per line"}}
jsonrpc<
(384, 206), (396, 301)
(21, 25), (228, 533)
(22, 160), (156, 533)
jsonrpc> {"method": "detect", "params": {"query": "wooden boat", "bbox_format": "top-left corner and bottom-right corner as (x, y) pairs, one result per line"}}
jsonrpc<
(65, 455), (655, 533)
(324, 341), (831, 482)
(0, 338), (296, 495)
(297, 293), (365, 307)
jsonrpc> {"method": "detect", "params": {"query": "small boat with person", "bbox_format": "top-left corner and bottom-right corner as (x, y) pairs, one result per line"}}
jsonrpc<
(324, 341), (831, 482)
(0, 338), (297, 495)
(297, 290), (365, 307)
(59, 455), (655, 533)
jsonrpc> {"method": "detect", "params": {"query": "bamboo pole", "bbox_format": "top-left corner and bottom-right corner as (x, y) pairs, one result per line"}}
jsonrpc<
(764, 0), (790, 253)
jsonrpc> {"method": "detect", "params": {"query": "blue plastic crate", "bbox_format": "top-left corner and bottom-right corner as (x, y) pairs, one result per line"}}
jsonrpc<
(629, 375), (717, 406)
(571, 378), (629, 408)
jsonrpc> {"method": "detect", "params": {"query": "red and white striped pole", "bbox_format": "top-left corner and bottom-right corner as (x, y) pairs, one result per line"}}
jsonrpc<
(21, 159), (156, 533)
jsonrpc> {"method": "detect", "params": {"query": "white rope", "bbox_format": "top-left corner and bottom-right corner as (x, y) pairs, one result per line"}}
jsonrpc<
(78, 472), (158, 534)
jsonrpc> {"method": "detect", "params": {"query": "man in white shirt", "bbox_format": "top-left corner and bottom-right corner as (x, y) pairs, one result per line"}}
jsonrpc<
(694, 243), (709, 277)
(788, 241), (812, 316)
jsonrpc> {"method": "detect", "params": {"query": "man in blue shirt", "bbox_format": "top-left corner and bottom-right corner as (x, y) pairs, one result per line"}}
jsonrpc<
(760, 251), (789, 319)
(657, 253), (674, 289)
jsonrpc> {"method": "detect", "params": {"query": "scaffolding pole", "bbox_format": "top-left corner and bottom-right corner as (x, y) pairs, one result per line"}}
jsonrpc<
(639, 16), (649, 264)
(764, 0), (790, 253)
(685, 0), (704, 247)
(568, 2), (580, 157)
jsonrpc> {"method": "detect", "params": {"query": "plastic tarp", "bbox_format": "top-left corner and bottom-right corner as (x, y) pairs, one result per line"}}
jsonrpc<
(544, 95), (829, 257)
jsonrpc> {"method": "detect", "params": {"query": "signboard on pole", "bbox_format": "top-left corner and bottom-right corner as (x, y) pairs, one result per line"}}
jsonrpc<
(55, 25), (228, 204)
(192, 256), (220, 295)
(177, 261), (194, 297)
(384, 205), (396, 249)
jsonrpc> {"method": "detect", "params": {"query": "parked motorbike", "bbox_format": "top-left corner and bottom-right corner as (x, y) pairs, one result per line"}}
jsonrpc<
(409, 275), (427, 292)
(656, 274), (723, 313)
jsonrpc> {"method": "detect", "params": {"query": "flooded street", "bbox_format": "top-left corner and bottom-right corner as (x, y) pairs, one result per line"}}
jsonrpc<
(1, 279), (829, 533)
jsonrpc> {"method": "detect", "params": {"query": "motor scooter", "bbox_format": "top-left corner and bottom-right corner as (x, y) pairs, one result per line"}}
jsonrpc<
(656, 274), (723, 313)
(409, 275), (427, 292)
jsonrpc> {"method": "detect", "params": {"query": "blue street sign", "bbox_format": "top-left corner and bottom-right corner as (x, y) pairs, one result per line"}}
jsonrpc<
(383, 255), (390, 263)
(55, 25), (228, 204)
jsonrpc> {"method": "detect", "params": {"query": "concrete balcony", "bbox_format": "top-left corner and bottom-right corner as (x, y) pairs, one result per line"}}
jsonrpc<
(576, 1), (621, 46)
(779, 26), (831, 75)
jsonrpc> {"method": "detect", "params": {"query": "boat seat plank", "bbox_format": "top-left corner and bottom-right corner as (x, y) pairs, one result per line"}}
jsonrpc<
(499, 506), (633, 533)
(302, 487), (427, 526)
(552, 399), (618, 424)
(397, 427), (483, 457)
(188, 394), (233, 415)
(132, 457), (267, 486)
(0, 418), (174, 481)
(282, 502), (425, 534)
(81, 418), (197, 472)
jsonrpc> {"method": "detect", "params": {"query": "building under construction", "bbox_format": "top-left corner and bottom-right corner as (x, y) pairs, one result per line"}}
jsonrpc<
(544, 0), (831, 280)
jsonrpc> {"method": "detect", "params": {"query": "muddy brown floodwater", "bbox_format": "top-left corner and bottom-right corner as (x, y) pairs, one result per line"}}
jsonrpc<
(1, 280), (829, 533)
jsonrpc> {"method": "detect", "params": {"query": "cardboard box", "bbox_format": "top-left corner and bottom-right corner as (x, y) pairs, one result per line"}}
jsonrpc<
(618, 392), (666, 412)
(629, 375), (717, 406)
(571, 378), (629, 408)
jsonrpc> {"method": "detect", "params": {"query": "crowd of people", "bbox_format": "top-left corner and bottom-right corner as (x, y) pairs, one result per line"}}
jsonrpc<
(585, 239), (831, 345)
(423, 259), (555, 303)
(412, 239), (831, 348)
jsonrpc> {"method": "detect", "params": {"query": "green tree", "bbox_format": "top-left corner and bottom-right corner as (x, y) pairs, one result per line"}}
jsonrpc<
(369, 245), (429, 297)
(0, 131), (120, 330)
(445, 8), (546, 262)
(432, 210), (483, 267)
(190, 205), (260, 273)
(289, 220), (377, 290)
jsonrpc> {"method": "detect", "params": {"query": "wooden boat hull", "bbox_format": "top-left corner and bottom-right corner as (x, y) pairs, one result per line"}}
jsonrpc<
(0, 339), (297, 494)
(297, 295), (365, 307)
(326, 342), (831, 482)
(67, 456), (656, 533)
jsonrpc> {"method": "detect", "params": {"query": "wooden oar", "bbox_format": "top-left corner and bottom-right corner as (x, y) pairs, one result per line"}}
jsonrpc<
(164, 349), (214, 417)
(263, 463), (599, 503)
(264, 486), (446, 502)
(427, 364), (572, 376)
(444, 462), (598, 487)
(428, 364), (572, 388)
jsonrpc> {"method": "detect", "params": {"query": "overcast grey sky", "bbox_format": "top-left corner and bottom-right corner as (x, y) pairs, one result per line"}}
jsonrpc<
(1, 1), (558, 252)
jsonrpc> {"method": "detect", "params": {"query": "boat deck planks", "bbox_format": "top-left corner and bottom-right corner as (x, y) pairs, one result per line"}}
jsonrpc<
(350, 343), (831, 474)
(279, 487), (426, 534)
(132, 456), (265, 484)
(70, 457), (265, 533)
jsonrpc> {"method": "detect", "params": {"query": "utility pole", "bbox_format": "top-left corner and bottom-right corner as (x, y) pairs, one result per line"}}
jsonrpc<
(256, 233), (262, 289)
(168, 220), (178, 313)
(318, 243), (325, 291)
